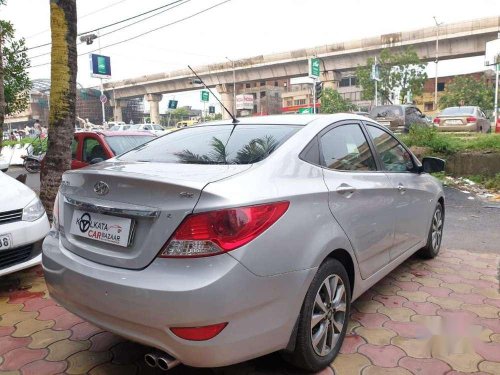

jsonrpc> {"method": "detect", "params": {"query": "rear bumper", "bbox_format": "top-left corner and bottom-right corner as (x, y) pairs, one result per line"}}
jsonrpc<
(437, 123), (477, 132)
(42, 234), (315, 367)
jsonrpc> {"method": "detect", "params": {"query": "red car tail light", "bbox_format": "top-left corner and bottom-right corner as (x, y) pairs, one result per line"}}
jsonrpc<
(466, 116), (477, 123)
(160, 201), (289, 258)
(433, 117), (441, 124)
(170, 323), (228, 341)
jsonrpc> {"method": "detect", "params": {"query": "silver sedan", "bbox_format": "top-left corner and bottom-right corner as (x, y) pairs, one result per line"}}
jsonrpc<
(43, 114), (445, 372)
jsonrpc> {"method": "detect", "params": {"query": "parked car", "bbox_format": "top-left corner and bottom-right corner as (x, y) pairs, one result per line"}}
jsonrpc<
(109, 124), (133, 132)
(40, 131), (156, 171)
(369, 104), (431, 133)
(433, 106), (491, 133)
(0, 171), (50, 276)
(43, 114), (445, 372)
(176, 120), (198, 128)
(128, 123), (168, 136)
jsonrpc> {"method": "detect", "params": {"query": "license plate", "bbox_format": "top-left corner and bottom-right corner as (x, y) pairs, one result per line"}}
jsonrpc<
(69, 210), (133, 247)
(445, 120), (463, 125)
(0, 234), (12, 250)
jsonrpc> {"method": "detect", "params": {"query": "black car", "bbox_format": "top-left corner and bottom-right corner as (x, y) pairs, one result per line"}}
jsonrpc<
(369, 105), (431, 133)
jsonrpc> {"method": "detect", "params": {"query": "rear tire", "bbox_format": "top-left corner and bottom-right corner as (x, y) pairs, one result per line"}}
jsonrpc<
(283, 258), (351, 372)
(418, 203), (444, 259)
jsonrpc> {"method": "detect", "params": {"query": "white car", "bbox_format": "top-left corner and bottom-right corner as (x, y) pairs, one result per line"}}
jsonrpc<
(129, 124), (168, 136)
(0, 171), (50, 276)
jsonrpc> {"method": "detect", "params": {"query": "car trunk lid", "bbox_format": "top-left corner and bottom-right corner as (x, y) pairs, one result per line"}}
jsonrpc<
(59, 161), (251, 269)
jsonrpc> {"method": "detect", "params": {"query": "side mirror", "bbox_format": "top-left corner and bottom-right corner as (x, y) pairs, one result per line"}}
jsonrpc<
(421, 157), (445, 173)
(89, 157), (104, 165)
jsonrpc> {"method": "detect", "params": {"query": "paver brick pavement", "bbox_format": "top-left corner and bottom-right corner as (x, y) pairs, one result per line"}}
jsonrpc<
(0, 249), (498, 374)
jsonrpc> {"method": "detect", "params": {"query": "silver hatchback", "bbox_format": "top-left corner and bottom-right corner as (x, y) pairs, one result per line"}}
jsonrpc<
(43, 114), (445, 372)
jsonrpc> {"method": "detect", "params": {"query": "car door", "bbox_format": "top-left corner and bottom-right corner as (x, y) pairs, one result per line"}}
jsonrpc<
(71, 134), (88, 169)
(320, 121), (396, 279)
(365, 123), (433, 260)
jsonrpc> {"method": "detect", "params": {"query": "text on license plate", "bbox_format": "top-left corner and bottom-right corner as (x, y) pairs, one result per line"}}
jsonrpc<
(0, 234), (12, 250)
(69, 210), (132, 247)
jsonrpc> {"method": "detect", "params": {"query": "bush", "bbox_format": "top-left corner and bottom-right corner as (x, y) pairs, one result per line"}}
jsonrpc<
(400, 126), (459, 154)
(400, 127), (500, 155)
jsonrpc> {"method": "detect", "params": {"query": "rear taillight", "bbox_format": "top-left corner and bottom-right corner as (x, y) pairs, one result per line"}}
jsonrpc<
(466, 116), (477, 123)
(170, 323), (228, 341)
(433, 117), (441, 124)
(160, 201), (289, 258)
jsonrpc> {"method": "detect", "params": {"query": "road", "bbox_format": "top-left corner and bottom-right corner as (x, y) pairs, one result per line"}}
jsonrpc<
(5, 166), (499, 254)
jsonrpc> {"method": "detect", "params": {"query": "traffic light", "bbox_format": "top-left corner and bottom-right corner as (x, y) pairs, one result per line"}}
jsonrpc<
(209, 105), (215, 114)
(315, 82), (323, 99)
(168, 100), (178, 109)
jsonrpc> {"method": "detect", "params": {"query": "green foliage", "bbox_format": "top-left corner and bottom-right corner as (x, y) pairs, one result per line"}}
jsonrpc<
(356, 47), (427, 104)
(320, 88), (357, 113)
(438, 75), (495, 110)
(1, 137), (47, 153)
(0, 20), (31, 116)
(465, 174), (500, 190)
(204, 113), (223, 121)
(400, 126), (500, 154)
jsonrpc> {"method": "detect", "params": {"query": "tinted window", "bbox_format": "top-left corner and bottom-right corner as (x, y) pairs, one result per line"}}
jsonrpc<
(367, 125), (414, 172)
(370, 106), (403, 118)
(105, 135), (155, 156)
(83, 138), (104, 162)
(119, 125), (300, 165)
(71, 138), (77, 159)
(441, 107), (475, 116)
(320, 124), (376, 171)
(153, 125), (164, 130)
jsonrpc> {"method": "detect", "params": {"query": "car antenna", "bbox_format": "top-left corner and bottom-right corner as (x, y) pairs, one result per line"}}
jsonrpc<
(187, 65), (239, 124)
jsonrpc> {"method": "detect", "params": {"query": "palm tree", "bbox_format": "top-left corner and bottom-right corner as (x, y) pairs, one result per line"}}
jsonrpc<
(40, 0), (77, 220)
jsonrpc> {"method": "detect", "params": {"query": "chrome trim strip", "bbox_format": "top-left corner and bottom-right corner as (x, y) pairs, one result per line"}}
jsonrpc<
(63, 196), (160, 219)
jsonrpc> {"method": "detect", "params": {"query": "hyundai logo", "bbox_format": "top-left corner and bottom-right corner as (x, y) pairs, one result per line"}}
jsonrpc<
(94, 181), (109, 196)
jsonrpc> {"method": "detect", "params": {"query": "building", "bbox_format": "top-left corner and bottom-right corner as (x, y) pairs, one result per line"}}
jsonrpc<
(235, 79), (289, 116)
(281, 83), (317, 113)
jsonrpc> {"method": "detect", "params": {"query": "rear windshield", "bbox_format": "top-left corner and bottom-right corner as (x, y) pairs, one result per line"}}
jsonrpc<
(369, 106), (403, 118)
(441, 107), (475, 116)
(105, 135), (156, 156)
(118, 124), (300, 164)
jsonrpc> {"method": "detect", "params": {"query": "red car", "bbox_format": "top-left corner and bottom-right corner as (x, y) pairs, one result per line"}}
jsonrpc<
(41, 131), (156, 171)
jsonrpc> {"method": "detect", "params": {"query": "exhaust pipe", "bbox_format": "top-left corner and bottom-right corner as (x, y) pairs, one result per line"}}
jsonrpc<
(157, 354), (180, 371)
(144, 353), (158, 368)
(144, 351), (180, 371)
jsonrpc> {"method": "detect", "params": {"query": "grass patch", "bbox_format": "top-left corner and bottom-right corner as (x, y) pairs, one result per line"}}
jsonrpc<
(464, 174), (500, 191)
(400, 127), (500, 155)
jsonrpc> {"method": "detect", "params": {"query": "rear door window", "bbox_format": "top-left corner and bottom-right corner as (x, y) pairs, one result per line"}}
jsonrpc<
(119, 125), (300, 164)
(319, 124), (376, 171)
(83, 138), (105, 163)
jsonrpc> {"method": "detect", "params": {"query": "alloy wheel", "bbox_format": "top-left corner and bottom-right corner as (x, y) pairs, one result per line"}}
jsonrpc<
(310, 274), (347, 357)
(431, 207), (443, 250)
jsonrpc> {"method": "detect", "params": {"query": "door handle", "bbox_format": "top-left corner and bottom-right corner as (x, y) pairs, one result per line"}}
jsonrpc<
(398, 183), (406, 192)
(336, 185), (356, 195)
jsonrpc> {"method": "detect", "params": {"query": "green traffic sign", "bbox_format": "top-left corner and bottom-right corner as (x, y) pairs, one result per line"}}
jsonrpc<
(201, 90), (209, 102)
(168, 100), (178, 109)
(309, 58), (320, 78)
(209, 105), (215, 114)
(298, 107), (313, 114)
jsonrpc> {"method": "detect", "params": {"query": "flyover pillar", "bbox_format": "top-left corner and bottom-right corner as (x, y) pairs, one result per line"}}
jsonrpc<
(109, 99), (124, 123)
(321, 71), (341, 89)
(216, 84), (235, 120)
(146, 94), (163, 124)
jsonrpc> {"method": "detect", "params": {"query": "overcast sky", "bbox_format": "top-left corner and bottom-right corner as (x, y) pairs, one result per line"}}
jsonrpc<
(2, 0), (500, 112)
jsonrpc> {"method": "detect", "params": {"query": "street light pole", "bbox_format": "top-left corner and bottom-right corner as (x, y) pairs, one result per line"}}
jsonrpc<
(433, 16), (443, 112)
(226, 57), (236, 115)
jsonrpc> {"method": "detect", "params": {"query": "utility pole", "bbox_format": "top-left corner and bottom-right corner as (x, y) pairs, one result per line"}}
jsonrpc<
(495, 62), (499, 131)
(433, 16), (443, 112)
(226, 57), (236, 115)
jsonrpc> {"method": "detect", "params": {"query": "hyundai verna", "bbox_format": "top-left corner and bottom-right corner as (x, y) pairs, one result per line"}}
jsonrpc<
(43, 114), (445, 371)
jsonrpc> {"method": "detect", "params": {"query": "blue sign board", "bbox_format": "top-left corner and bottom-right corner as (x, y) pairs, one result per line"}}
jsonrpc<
(90, 54), (111, 78)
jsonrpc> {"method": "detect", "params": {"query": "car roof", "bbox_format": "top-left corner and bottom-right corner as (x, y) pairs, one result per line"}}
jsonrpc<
(196, 114), (329, 127)
(76, 130), (156, 137)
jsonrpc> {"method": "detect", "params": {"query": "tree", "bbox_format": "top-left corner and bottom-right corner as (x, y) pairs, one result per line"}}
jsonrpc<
(438, 75), (494, 110)
(40, 0), (77, 219)
(356, 47), (427, 104)
(0, 2), (31, 150)
(320, 88), (357, 113)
